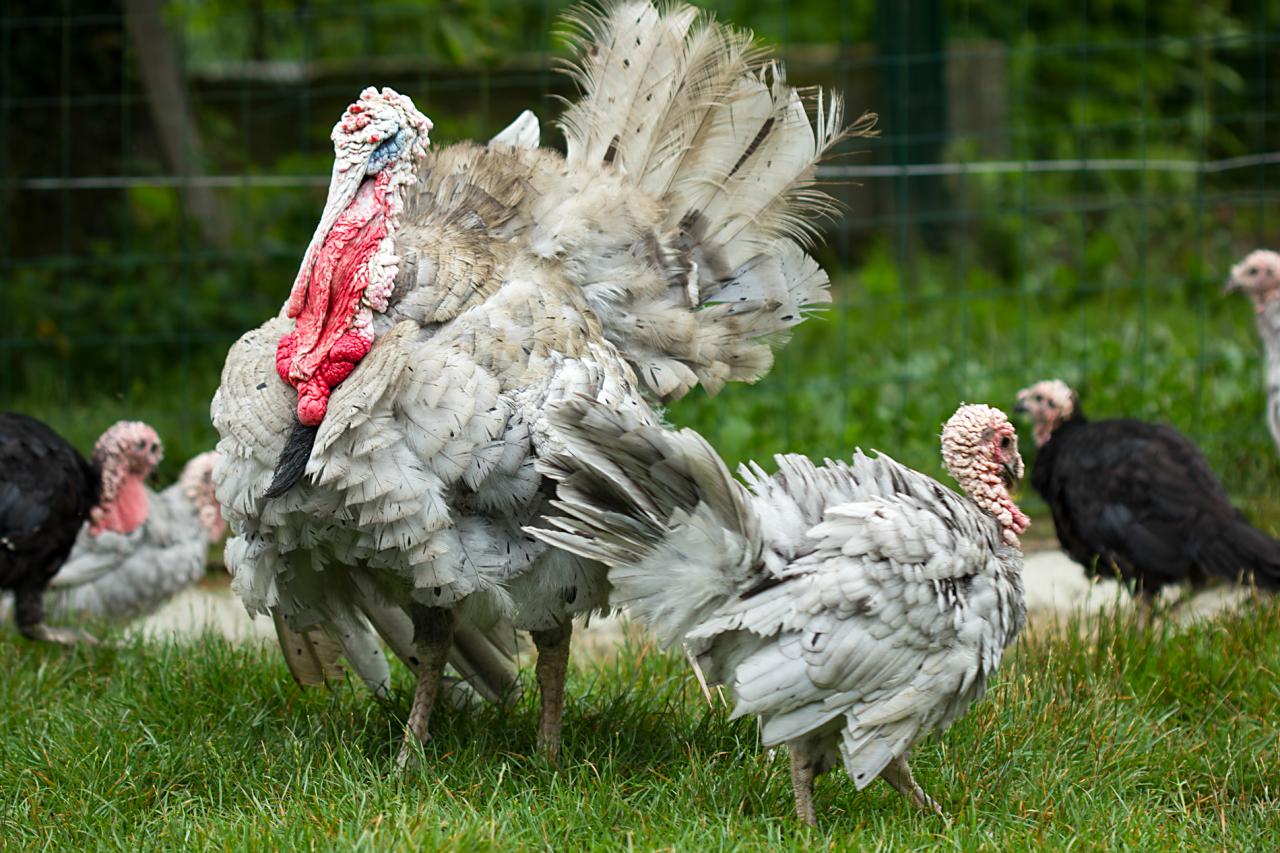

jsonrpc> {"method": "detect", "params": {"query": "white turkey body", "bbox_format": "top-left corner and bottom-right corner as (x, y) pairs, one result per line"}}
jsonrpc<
(24, 452), (221, 623)
(212, 0), (870, 760)
(529, 400), (1027, 822)
(1226, 250), (1280, 455)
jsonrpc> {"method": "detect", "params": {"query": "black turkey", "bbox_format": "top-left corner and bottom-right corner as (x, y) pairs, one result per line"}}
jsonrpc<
(1015, 380), (1280, 612)
(0, 413), (162, 644)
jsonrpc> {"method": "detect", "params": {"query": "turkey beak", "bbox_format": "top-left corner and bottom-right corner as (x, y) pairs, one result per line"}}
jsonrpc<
(1012, 398), (1029, 415)
(1000, 459), (1020, 491)
(1223, 277), (1241, 295)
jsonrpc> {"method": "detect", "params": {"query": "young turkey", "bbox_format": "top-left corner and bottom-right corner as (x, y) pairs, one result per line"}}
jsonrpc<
(1224, 249), (1280, 454)
(1015, 379), (1280, 611)
(213, 0), (872, 764)
(0, 414), (163, 644)
(0, 451), (224, 626)
(527, 400), (1028, 823)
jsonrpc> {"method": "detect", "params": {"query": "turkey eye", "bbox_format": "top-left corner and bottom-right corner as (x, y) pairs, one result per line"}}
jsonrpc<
(137, 440), (146, 450)
(150, 442), (159, 453)
(1047, 400), (1056, 408)
(1249, 267), (1259, 276)
(1000, 436), (1012, 449)
(1034, 394), (1042, 402)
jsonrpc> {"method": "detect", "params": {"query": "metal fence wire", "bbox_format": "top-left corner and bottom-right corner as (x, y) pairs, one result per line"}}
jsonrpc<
(1, 0), (1277, 515)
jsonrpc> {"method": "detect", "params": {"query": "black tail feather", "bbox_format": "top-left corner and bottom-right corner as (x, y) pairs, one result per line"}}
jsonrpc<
(1202, 519), (1280, 591)
(264, 420), (319, 499)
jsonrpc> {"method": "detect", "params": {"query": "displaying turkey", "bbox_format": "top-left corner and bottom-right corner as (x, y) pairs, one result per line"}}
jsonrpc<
(1015, 379), (1280, 610)
(1224, 249), (1280, 454)
(213, 0), (871, 764)
(527, 400), (1027, 823)
(0, 451), (224, 626)
(0, 414), (163, 644)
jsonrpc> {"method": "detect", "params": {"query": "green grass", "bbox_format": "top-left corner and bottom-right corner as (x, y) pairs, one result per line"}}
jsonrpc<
(7, 262), (1280, 845)
(2, 601), (1279, 849)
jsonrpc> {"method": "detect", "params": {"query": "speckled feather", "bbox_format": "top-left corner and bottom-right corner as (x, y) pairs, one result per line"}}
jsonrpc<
(528, 399), (1025, 798)
(213, 0), (869, 708)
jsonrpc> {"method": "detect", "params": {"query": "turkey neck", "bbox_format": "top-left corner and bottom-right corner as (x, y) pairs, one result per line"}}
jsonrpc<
(285, 171), (391, 380)
(1035, 407), (1087, 448)
(1256, 299), (1280, 401)
(92, 472), (150, 535)
(1030, 412), (1086, 498)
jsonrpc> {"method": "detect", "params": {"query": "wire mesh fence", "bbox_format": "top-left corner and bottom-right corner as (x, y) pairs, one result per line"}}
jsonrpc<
(1, 0), (1277, 516)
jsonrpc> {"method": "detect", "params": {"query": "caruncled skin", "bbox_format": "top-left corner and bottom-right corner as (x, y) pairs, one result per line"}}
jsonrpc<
(88, 421), (163, 535)
(274, 88), (431, 427)
(941, 403), (1030, 546)
(275, 170), (389, 425)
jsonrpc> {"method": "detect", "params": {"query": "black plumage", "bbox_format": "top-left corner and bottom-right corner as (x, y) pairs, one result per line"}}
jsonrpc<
(1019, 385), (1280, 602)
(0, 412), (100, 641)
(264, 418), (318, 499)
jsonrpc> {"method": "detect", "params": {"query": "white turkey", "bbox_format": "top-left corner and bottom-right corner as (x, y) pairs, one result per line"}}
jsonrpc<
(528, 400), (1028, 822)
(1, 414), (163, 644)
(212, 0), (872, 763)
(0, 451), (225, 625)
(1224, 249), (1280, 454)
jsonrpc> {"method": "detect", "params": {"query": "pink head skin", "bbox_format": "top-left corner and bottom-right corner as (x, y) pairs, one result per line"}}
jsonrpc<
(1014, 379), (1079, 448)
(89, 421), (163, 536)
(277, 87), (432, 426)
(941, 404), (1029, 547)
(178, 451), (226, 542)
(1224, 249), (1280, 314)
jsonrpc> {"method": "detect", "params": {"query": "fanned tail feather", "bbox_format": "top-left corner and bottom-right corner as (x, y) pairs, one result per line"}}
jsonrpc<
(556, 1), (876, 399)
(525, 397), (761, 646)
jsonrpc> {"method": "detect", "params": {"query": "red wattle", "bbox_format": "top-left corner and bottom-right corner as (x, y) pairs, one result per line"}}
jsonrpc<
(291, 331), (373, 426)
(276, 332), (298, 383)
(92, 477), (150, 535)
(297, 378), (329, 426)
(276, 169), (390, 426)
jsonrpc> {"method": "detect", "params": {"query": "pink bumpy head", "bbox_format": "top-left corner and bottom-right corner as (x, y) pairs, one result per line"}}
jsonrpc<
(179, 451), (226, 542)
(1015, 379), (1078, 448)
(1225, 249), (1280, 314)
(277, 87), (432, 425)
(89, 421), (163, 535)
(941, 404), (1029, 547)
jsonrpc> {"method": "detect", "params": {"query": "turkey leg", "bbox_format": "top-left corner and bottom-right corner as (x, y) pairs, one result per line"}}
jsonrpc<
(13, 587), (98, 646)
(880, 754), (945, 817)
(531, 620), (573, 761)
(789, 748), (819, 826)
(1135, 587), (1158, 628)
(396, 604), (454, 769)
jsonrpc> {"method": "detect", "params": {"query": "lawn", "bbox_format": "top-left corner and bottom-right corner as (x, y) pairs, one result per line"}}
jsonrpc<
(2, 598), (1278, 849)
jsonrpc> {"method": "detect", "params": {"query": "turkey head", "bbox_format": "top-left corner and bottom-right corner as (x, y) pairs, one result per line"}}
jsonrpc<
(276, 87), (433, 426)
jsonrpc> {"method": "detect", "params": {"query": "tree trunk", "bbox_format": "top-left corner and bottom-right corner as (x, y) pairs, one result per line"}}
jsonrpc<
(123, 0), (229, 246)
